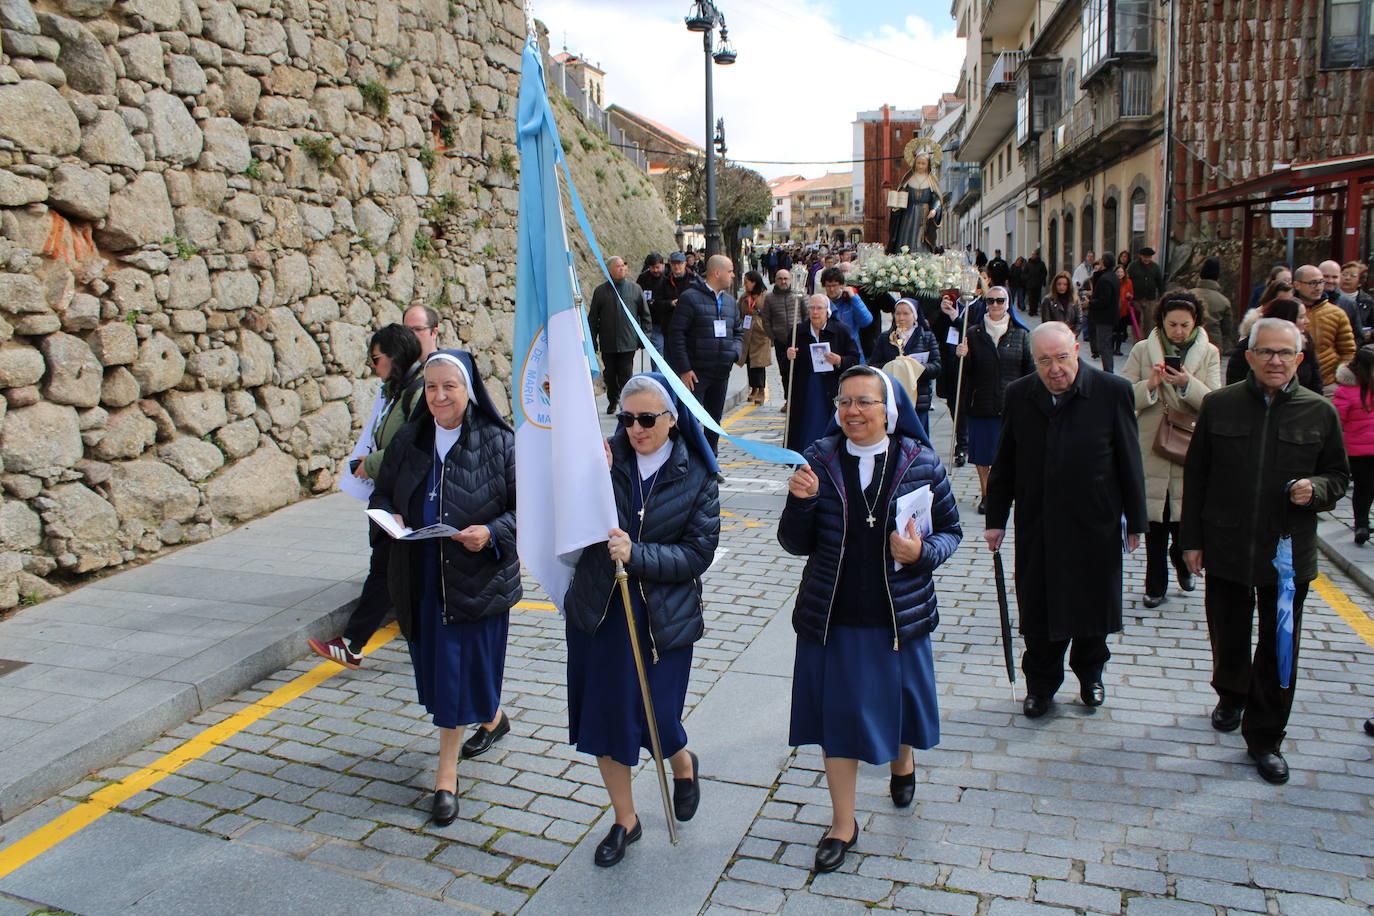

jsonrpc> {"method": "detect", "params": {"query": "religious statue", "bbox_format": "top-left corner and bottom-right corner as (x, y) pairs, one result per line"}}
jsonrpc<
(887, 138), (944, 254)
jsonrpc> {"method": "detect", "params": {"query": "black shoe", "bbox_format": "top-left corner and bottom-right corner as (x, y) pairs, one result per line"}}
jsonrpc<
(953, 450), (966, 468)
(673, 751), (700, 822)
(593, 818), (642, 867)
(1356, 527), (1369, 546)
(1211, 702), (1244, 733)
(1248, 747), (1289, 784)
(461, 711), (510, 759)
(715, 472), (726, 484)
(814, 820), (858, 873)
(976, 498), (985, 515)
(606, 402), (616, 415)
(1080, 681), (1105, 707)
(1177, 570), (1196, 592)
(1142, 594), (1165, 608)
(431, 789), (458, 826)
(1365, 717), (1374, 737)
(889, 771), (915, 808)
(1023, 695), (1052, 719)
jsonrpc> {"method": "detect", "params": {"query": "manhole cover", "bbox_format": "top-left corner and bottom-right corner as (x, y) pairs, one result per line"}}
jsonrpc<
(0, 659), (29, 677)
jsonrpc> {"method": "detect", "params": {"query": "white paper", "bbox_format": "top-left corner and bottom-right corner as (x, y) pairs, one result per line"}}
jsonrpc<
(914, 351), (930, 365)
(713, 318), (728, 338)
(893, 484), (933, 571)
(810, 342), (833, 372)
(945, 328), (960, 345)
(366, 508), (460, 540)
(642, 289), (652, 302)
(742, 314), (752, 329)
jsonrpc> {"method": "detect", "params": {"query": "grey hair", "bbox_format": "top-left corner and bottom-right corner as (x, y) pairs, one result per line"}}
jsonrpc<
(606, 256), (624, 269)
(619, 375), (676, 418)
(1249, 316), (1303, 351)
(807, 293), (830, 309)
(1030, 321), (1077, 349)
(987, 286), (1009, 300)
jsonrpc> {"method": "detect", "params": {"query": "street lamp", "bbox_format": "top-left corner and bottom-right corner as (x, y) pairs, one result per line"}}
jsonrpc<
(684, 2), (735, 258)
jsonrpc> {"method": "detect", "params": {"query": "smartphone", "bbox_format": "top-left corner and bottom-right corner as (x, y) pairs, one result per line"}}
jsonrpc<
(349, 458), (362, 473)
(1163, 355), (1182, 372)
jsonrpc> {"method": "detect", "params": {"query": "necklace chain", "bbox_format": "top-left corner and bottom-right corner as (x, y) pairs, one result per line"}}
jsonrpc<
(860, 454), (884, 528)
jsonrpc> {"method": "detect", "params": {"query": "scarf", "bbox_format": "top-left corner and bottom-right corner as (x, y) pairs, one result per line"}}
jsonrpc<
(985, 313), (1010, 345)
(1160, 326), (1200, 359)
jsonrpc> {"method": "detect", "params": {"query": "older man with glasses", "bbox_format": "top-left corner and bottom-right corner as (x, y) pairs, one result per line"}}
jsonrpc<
(403, 303), (441, 361)
(1293, 265), (1356, 391)
(1182, 317), (1349, 785)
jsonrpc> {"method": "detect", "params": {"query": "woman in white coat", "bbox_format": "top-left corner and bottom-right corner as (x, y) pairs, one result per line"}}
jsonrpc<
(1122, 291), (1221, 608)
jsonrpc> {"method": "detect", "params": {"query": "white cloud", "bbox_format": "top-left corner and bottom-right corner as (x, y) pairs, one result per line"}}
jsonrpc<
(532, 0), (964, 180)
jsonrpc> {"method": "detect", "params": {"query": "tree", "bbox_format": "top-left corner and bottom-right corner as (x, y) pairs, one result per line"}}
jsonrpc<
(663, 154), (771, 271)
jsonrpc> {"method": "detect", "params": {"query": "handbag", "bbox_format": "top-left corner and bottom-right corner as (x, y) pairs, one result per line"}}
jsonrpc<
(1152, 406), (1197, 465)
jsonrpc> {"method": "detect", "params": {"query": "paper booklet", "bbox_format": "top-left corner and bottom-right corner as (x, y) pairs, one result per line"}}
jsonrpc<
(893, 484), (933, 571)
(366, 508), (460, 540)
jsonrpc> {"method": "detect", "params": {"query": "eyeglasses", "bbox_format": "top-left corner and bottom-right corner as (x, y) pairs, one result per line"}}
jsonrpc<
(616, 410), (672, 429)
(1252, 347), (1297, 362)
(988, 297), (1008, 303)
(405, 324), (436, 333)
(834, 396), (885, 410)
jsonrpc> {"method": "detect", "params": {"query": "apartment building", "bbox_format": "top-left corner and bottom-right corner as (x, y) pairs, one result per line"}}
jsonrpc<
(790, 172), (862, 246)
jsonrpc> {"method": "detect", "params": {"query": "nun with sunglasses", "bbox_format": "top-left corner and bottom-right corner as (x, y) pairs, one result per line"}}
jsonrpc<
(563, 373), (721, 868)
(780, 366), (962, 874)
(370, 350), (518, 827)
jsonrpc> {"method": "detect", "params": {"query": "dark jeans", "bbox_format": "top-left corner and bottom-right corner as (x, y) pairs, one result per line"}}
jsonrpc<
(1145, 496), (1185, 598)
(774, 342), (794, 398)
(602, 350), (636, 410)
(1351, 454), (1374, 529)
(343, 526), (393, 651)
(1026, 286), (1042, 315)
(1205, 575), (1309, 752)
(1093, 324), (1116, 373)
(694, 373), (729, 454)
(1022, 634), (1110, 698)
(747, 365), (766, 389)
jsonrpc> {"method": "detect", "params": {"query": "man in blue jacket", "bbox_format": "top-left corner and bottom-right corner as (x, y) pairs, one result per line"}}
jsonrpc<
(820, 266), (873, 362)
(667, 254), (741, 454)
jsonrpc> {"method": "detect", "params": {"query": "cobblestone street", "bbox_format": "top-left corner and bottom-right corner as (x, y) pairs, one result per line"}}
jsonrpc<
(2, 383), (1372, 915)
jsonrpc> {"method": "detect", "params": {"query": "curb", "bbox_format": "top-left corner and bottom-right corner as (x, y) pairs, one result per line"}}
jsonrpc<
(1316, 533), (1374, 599)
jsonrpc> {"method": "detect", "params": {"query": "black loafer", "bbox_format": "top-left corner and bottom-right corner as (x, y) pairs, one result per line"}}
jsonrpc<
(1080, 682), (1105, 707)
(976, 499), (985, 515)
(673, 751), (701, 822)
(889, 771), (915, 808)
(1211, 702), (1244, 733)
(1248, 748), (1289, 784)
(1177, 570), (1196, 592)
(431, 789), (458, 826)
(1142, 594), (1164, 608)
(1364, 717), (1374, 737)
(953, 451), (966, 468)
(593, 818), (641, 867)
(814, 820), (858, 873)
(1023, 694), (1052, 719)
(461, 711), (510, 759)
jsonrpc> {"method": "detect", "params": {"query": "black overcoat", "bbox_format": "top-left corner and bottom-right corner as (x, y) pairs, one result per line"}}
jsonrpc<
(984, 362), (1148, 641)
(784, 319), (858, 451)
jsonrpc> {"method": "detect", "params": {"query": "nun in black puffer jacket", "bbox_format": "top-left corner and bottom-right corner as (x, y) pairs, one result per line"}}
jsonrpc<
(562, 373), (720, 869)
(779, 366), (962, 875)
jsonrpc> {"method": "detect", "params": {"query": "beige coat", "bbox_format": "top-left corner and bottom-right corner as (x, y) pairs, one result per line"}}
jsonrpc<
(737, 293), (773, 369)
(1121, 328), (1222, 522)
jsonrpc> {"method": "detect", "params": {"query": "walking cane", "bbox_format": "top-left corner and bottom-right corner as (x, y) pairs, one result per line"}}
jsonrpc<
(614, 561), (679, 846)
(949, 300), (972, 467)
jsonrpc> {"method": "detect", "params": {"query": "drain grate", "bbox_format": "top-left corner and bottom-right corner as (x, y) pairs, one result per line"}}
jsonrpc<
(0, 658), (30, 677)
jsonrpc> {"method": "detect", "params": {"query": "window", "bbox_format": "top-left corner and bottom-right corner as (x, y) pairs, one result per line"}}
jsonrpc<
(1063, 212), (1075, 271)
(1324, 0), (1374, 68)
(1130, 187), (1148, 254)
(1081, 203), (1095, 258)
(1115, 0), (1153, 53)
(1063, 62), (1077, 109)
(1048, 217), (1059, 275)
(1103, 197), (1120, 257)
(1082, 0), (1109, 73)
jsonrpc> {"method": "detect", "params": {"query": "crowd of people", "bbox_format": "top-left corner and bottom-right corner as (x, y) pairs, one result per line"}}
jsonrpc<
(300, 241), (1370, 877)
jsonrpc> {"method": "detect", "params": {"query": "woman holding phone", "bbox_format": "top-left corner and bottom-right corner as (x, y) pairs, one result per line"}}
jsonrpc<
(1121, 292), (1221, 608)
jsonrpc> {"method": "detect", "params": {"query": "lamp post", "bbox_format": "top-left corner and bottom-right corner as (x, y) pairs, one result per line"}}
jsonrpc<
(685, 2), (735, 259)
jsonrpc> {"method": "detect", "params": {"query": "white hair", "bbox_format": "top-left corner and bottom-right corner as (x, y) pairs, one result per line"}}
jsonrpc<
(424, 352), (470, 390)
(1249, 317), (1302, 351)
(620, 375), (676, 418)
(1030, 321), (1077, 350)
(807, 293), (830, 310)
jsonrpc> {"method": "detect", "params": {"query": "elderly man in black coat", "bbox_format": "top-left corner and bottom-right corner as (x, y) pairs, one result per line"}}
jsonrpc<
(984, 321), (1148, 719)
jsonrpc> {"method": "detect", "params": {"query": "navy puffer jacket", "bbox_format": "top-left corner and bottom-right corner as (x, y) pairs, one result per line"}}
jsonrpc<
(666, 280), (743, 379)
(779, 433), (962, 646)
(371, 406), (519, 633)
(564, 433), (720, 655)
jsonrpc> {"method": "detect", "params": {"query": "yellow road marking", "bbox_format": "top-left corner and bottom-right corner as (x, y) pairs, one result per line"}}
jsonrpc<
(719, 461), (763, 469)
(0, 623), (403, 879)
(516, 600), (556, 611)
(722, 403), (756, 428)
(1313, 573), (1374, 649)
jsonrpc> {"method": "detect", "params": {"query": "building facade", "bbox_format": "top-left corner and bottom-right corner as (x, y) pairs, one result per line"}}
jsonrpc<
(765, 174), (809, 242)
(790, 172), (863, 246)
(853, 100), (961, 245)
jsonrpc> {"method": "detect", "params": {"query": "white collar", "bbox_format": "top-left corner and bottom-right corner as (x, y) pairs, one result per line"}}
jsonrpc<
(635, 438), (673, 480)
(434, 421), (462, 459)
(845, 437), (889, 458)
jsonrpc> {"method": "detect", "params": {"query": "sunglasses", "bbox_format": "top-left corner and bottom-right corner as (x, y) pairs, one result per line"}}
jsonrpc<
(988, 297), (1008, 303)
(616, 410), (672, 429)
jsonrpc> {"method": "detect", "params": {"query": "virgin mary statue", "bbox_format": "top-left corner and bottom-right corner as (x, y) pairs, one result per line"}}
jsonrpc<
(887, 139), (944, 254)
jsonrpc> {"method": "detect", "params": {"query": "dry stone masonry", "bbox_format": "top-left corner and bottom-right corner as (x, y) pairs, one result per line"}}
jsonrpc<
(0, 0), (541, 607)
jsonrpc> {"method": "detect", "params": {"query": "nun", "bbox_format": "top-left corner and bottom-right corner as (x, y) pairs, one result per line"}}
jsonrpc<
(563, 373), (721, 867)
(779, 366), (963, 873)
(785, 294), (861, 453)
(370, 350), (518, 826)
(872, 297), (942, 437)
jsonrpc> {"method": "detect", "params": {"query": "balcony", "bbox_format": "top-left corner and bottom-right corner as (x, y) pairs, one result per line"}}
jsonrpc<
(1034, 66), (1161, 191)
(982, 0), (1038, 38)
(953, 172), (983, 215)
(957, 50), (1024, 164)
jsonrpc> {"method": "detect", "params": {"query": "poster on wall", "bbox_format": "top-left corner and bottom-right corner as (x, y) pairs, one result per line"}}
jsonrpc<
(1132, 203), (1147, 233)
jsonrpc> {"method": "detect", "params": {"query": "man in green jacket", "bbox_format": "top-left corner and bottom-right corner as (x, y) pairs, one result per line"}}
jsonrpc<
(1181, 318), (1350, 785)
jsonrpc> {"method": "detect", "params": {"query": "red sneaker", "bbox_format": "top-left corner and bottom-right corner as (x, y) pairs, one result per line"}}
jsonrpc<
(308, 637), (362, 670)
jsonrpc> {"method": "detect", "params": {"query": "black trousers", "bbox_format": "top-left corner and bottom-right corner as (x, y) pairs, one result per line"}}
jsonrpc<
(602, 350), (636, 410)
(1026, 285), (1042, 315)
(694, 373), (730, 454)
(774, 343), (794, 398)
(343, 526), (393, 651)
(1145, 496), (1185, 598)
(747, 365), (766, 389)
(1022, 633), (1110, 698)
(1205, 575), (1308, 752)
(1350, 454), (1374, 529)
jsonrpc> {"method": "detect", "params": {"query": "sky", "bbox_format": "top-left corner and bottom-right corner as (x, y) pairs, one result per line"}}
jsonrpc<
(532, 0), (966, 181)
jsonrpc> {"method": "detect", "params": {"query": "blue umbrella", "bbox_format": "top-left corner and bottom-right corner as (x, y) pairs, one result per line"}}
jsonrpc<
(1272, 534), (1296, 689)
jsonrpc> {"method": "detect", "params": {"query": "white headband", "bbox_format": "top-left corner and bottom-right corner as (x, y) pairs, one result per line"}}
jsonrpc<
(833, 369), (898, 434)
(424, 352), (471, 391)
(637, 376), (678, 418)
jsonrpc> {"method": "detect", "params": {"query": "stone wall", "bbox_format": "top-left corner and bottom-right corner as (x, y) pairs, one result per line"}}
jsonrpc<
(0, 0), (539, 608)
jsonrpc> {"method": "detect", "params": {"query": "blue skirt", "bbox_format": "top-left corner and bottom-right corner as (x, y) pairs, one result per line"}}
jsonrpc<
(409, 590), (508, 729)
(967, 416), (1002, 467)
(566, 590), (692, 768)
(790, 626), (940, 765)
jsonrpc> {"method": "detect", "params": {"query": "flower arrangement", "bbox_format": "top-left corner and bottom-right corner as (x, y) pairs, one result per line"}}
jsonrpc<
(850, 248), (979, 297)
